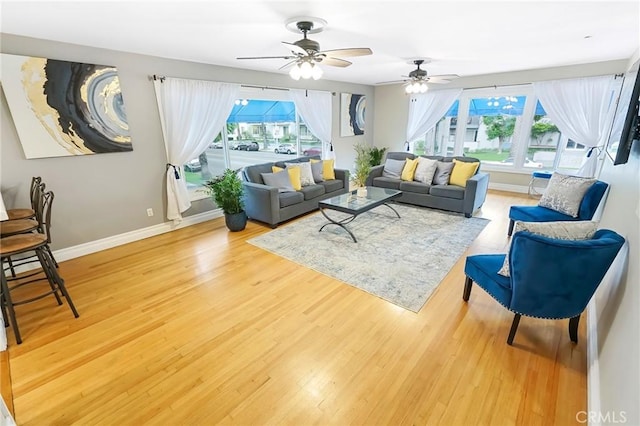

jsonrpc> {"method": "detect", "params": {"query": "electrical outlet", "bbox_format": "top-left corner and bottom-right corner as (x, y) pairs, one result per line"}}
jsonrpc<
(146, 208), (154, 217)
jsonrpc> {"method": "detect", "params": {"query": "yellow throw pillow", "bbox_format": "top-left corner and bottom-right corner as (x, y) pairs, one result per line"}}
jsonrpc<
(449, 159), (479, 187)
(311, 159), (335, 180)
(272, 165), (302, 190)
(401, 158), (419, 181)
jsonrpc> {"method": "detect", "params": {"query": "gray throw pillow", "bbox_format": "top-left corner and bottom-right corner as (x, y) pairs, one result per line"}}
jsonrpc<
(497, 220), (598, 277)
(413, 157), (439, 184)
(432, 161), (455, 185)
(310, 161), (324, 182)
(261, 170), (295, 192)
(382, 158), (405, 178)
(538, 172), (596, 217)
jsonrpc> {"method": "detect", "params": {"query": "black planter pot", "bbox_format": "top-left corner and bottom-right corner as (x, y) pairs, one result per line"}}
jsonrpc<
(225, 211), (247, 232)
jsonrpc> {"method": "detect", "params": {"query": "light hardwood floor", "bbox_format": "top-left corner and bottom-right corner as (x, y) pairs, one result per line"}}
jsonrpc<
(1, 190), (586, 425)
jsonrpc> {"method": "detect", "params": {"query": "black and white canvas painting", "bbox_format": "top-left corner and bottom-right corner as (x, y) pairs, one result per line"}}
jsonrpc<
(340, 93), (365, 136)
(1, 54), (132, 159)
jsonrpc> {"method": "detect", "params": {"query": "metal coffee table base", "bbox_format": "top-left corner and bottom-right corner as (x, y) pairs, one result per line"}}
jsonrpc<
(318, 203), (400, 242)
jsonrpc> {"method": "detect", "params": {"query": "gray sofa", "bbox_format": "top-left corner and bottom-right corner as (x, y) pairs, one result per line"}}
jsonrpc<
(366, 152), (489, 217)
(242, 155), (349, 227)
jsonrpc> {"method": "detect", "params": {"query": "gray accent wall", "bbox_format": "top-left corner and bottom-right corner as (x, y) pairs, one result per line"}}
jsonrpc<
(0, 34), (374, 249)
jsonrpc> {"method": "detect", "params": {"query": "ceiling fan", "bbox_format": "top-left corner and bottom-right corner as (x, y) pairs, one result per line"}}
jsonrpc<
(379, 59), (459, 93)
(236, 19), (373, 80)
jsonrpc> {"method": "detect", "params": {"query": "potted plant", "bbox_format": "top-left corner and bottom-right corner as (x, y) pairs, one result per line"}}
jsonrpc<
(203, 168), (247, 231)
(369, 147), (387, 167)
(353, 142), (372, 197)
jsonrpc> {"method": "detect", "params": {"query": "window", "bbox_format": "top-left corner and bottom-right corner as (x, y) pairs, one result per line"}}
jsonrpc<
(407, 85), (592, 172)
(412, 101), (458, 156)
(182, 92), (324, 201)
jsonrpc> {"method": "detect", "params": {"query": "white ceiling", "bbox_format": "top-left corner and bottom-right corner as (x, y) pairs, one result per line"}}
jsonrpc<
(2, 1), (639, 86)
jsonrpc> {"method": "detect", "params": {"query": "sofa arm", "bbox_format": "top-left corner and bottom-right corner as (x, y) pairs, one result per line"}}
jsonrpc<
(365, 165), (384, 186)
(463, 172), (490, 217)
(242, 181), (280, 227)
(334, 168), (350, 190)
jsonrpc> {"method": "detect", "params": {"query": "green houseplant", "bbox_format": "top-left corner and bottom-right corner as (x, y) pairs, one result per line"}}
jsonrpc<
(353, 142), (372, 196)
(369, 147), (387, 167)
(203, 168), (247, 231)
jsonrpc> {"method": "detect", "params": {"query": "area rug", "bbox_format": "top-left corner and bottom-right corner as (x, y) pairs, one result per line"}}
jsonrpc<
(247, 205), (490, 312)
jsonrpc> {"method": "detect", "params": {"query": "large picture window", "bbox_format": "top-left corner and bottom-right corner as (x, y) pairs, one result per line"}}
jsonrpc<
(182, 93), (323, 201)
(412, 85), (590, 173)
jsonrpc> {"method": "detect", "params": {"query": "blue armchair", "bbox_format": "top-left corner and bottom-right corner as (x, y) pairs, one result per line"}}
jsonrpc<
(463, 229), (624, 345)
(508, 180), (608, 235)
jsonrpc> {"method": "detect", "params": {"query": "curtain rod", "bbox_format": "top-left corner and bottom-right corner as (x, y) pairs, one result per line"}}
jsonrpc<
(150, 76), (337, 96)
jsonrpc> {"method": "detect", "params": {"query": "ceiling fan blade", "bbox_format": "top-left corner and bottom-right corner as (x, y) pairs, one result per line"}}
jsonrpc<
(281, 41), (308, 56)
(237, 55), (295, 60)
(376, 79), (406, 85)
(427, 78), (453, 84)
(426, 74), (460, 84)
(319, 56), (352, 67)
(318, 48), (372, 57)
(278, 59), (297, 70)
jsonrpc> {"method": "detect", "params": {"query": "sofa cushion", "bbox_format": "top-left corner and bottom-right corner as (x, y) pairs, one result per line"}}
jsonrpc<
(413, 157), (438, 184)
(285, 161), (314, 186)
(311, 161), (324, 182)
(450, 159), (480, 187)
(373, 176), (401, 190)
(382, 158), (405, 178)
(538, 172), (596, 218)
(433, 161), (455, 185)
(498, 220), (599, 277)
(319, 179), (343, 193)
(429, 185), (465, 200)
(401, 158), (419, 181)
(261, 170), (295, 192)
(273, 166), (302, 190)
(279, 191), (304, 208)
(299, 184), (326, 200)
(244, 163), (274, 184)
(311, 159), (335, 180)
(399, 181), (431, 194)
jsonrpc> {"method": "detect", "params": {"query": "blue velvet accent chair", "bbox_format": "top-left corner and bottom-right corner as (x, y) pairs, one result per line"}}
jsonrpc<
(463, 229), (625, 345)
(508, 180), (608, 236)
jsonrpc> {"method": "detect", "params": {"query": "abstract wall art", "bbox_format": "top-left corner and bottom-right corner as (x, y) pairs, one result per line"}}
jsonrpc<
(340, 93), (365, 137)
(1, 54), (132, 158)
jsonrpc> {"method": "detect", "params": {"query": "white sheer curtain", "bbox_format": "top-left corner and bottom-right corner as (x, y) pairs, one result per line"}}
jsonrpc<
(533, 75), (619, 177)
(155, 78), (240, 222)
(289, 89), (333, 159)
(406, 88), (462, 144)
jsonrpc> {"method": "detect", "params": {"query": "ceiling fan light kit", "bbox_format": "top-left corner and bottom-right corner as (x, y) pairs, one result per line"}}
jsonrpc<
(405, 81), (429, 94)
(236, 17), (372, 81)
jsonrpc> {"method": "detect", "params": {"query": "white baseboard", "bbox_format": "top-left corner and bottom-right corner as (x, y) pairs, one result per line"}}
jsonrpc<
(11, 210), (223, 274)
(488, 182), (529, 194)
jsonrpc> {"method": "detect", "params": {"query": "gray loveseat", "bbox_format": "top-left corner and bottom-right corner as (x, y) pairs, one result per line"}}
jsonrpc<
(365, 152), (489, 217)
(242, 156), (349, 227)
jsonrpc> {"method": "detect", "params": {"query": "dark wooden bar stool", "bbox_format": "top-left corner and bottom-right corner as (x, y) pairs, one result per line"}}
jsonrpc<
(2, 177), (41, 221)
(0, 191), (79, 344)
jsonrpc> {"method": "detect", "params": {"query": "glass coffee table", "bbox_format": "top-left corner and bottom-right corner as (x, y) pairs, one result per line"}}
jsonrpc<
(318, 187), (402, 242)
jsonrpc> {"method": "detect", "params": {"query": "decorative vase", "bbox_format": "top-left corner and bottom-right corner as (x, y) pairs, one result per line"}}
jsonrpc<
(225, 211), (247, 232)
(356, 187), (368, 197)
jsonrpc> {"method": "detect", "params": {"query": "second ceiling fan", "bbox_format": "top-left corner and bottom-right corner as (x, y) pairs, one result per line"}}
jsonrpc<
(237, 19), (373, 80)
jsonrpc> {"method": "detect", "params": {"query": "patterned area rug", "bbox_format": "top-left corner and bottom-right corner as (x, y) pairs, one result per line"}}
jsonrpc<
(247, 204), (490, 312)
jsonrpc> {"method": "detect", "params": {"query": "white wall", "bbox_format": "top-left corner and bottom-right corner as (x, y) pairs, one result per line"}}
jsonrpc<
(589, 56), (640, 426)
(0, 34), (374, 249)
